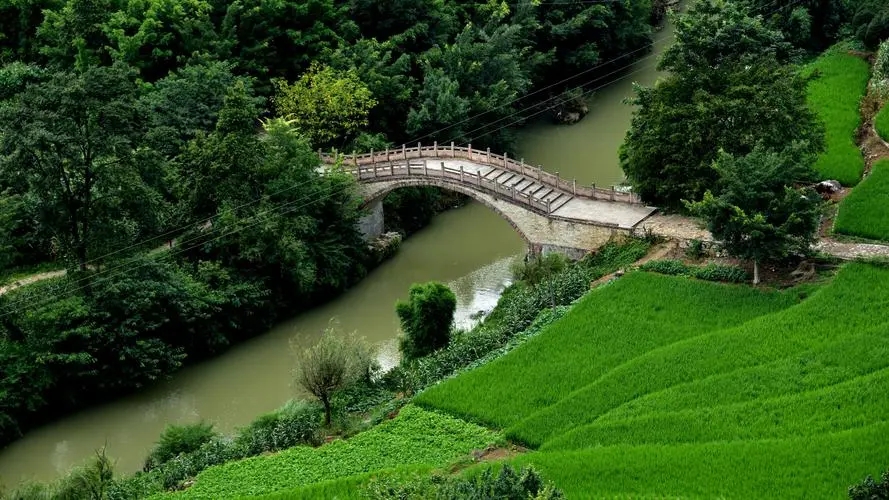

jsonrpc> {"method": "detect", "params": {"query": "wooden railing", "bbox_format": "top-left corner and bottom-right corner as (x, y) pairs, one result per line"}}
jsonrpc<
(319, 142), (643, 205)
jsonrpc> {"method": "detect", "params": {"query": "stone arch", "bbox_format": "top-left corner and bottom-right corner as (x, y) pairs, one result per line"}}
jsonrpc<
(359, 177), (535, 246)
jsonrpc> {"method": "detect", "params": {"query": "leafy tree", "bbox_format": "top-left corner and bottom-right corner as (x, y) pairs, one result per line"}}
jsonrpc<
(0, 0), (58, 61)
(102, 0), (218, 81)
(685, 146), (821, 284)
(849, 0), (889, 48)
(620, 0), (823, 209)
(324, 39), (415, 142)
(273, 62), (377, 148)
(397, 281), (456, 360)
(218, 0), (356, 87)
(139, 58), (241, 156)
(37, 0), (115, 68)
(294, 327), (372, 425)
(0, 64), (164, 270)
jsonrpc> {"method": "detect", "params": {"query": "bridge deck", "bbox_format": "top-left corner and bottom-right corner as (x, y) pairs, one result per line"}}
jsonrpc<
(430, 160), (656, 229)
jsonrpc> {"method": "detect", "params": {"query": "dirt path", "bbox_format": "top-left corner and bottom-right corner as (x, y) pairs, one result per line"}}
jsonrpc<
(0, 270), (67, 295)
(589, 241), (678, 289)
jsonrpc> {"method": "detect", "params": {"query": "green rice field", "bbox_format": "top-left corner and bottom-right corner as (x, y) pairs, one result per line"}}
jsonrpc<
(835, 159), (889, 240)
(806, 48), (870, 185)
(417, 263), (889, 498)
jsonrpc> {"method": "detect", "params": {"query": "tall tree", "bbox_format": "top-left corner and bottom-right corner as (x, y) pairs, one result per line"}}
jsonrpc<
(620, 0), (823, 209)
(0, 64), (163, 270)
(686, 146), (822, 284)
(396, 281), (456, 360)
(273, 62), (377, 148)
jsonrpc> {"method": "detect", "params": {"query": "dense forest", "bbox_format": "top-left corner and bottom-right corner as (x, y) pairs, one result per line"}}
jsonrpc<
(0, 0), (667, 450)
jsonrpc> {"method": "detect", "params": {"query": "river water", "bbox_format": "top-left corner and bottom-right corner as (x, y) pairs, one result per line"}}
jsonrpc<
(0, 13), (678, 485)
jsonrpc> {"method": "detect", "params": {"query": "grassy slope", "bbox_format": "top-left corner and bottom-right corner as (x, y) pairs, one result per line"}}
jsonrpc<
(161, 406), (496, 499)
(836, 159), (889, 240)
(507, 264), (889, 447)
(806, 49), (870, 185)
(414, 272), (803, 431)
(509, 422), (889, 499)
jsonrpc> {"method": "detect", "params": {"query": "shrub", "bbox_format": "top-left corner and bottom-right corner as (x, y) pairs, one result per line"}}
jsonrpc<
(396, 282), (457, 360)
(849, 467), (889, 499)
(145, 422), (217, 470)
(685, 239), (706, 259)
(364, 465), (564, 499)
(692, 263), (749, 283)
(233, 400), (323, 456)
(639, 259), (689, 276)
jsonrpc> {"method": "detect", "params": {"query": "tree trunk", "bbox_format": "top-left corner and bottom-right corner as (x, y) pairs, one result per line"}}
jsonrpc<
(753, 260), (760, 285)
(322, 395), (331, 426)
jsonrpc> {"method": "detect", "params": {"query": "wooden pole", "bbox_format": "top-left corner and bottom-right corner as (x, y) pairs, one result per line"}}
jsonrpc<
(468, 143), (472, 161)
(370, 149), (375, 166)
(385, 148), (390, 163)
(592, 183), (596, 199)
(520, 158), (525, 176)
(460, 165), (464, 183)
(451, 142), (455, 157)
(402, 144), (406, 161)
(537, 165), (542, 181)
(486, 147), (491, 163)
(423, 159), (428, 176)
(572, 179), (576, 196)
(503, 151), (508, 168)
(611, 186), (615, 201)
(477, 170), (481, 187)
(433, 141), (438, 156)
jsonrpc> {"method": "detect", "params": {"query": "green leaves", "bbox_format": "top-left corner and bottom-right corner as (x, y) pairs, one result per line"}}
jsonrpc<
(396, 282), (457, 361)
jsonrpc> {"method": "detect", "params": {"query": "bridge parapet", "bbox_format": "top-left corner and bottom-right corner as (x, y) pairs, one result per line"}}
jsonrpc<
(319, 142), (643, 205)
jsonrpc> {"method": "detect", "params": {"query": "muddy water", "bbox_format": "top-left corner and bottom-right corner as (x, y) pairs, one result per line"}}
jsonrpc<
(0, 10), (680, 486)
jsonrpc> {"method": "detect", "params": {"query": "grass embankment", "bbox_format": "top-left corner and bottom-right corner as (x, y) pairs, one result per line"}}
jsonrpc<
(159, 405), (497, 499)
(806, 48), (870, 185)
(877, 104), (889, 142)
(835, 159), (889, 240)
(414, 272), (804, 431)
(416, 263), (889, 497)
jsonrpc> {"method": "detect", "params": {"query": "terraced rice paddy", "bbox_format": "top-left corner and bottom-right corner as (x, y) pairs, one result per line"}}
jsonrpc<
(835, 159), (889, 240)
(416, 263), (889, 497)
(805, 48), (871, 185)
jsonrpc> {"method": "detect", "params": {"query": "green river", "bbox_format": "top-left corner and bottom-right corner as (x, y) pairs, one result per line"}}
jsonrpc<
(0, 14), (678, 484)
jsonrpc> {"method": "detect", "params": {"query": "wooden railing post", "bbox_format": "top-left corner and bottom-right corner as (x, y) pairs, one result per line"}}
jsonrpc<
(460, 164), (464, 183)
(520, 158), (525, 176)
(373, 165), (378, 178)
(468, 144), (472, 161)
(503, 151), (508, 168)
(572, 179), (576, 196)
(385, 148), (390, 163)
(417, 143), (421, 158)
(537, 165), (542, 181)
(486, 147), (491, 163)
(591, 183), (596, 199)
(547, 199), (552, 214)
(611, 186), (615, 201)
(353, 154), (358, 169)
(402, 144), (406, 161)
(370, 149), (375, 166)
(433, 141), (438, 156)
(555, 171), (560, 188)
(477, 170), (481, 187)
(423, 159), (428, 176)
(390, 162), (394, 176)
(451, 142), (455, 157)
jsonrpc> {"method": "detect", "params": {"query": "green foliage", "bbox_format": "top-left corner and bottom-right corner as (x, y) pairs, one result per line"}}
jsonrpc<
(233, 400), (323, 456)
(876, 104), (889, 143)
(850, 0), (889, 48)
(396, 282), (457, 361)
(163, 405), (497, 499)
(836, 159), (889, 241)
(850, 468), (889, 500)
(685, 147), (822, 282)
(620, 0), (823, 209)
(6, 447), (115, 500)
(364, 465), (563, 500)
(416, 271), (797, 434)
(805, 46), (871, 185)
(273, 63), (376, 147)
(146, 422), (218, 470)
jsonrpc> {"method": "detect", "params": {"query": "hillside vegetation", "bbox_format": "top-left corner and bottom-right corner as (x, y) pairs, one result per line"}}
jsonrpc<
(836, 159), (889, 240)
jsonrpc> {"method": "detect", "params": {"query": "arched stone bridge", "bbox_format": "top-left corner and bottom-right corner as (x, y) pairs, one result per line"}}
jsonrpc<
(321, 143), (662, 256)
